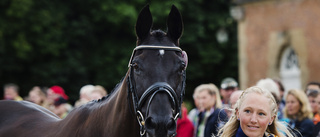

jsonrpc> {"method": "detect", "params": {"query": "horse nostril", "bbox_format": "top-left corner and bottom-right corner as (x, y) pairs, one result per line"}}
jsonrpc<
(145, 117), (156, 129)
(166, 118), (176, 130)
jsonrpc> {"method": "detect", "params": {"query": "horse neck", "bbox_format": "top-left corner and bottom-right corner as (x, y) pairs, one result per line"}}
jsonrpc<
(58, 74), (140, 137)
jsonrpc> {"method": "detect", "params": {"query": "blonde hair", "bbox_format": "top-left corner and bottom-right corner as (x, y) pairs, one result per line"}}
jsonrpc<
(218, 86), (294, 137)
(256, 78), (280, 100)
(92, 85), (107, 96)
(284, 89), (313, 121)
(194, 83), (222, 109)
(79, 85), (95, 95)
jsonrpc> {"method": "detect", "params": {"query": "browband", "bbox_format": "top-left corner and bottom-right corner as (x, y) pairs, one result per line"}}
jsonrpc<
(128, 45), (182, 67)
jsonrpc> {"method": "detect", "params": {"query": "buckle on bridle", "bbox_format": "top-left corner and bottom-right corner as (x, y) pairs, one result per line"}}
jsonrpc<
(174, 113), (180, 121)
(136, 110), (146, 136)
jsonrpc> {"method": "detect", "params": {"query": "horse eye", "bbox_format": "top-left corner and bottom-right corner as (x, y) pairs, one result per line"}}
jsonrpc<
(132, 63), (142, 74)
(179, 63), (186, 74)
(132, 63), (139, 70)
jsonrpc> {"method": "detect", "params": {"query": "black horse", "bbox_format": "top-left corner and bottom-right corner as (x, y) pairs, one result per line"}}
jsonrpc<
(0, 5), (187, 137)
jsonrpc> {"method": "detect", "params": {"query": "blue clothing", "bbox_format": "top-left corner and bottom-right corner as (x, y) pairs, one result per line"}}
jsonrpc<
(278, 99), (285, 120)
(234, 126), (276, 137)
(288, 118), (314, 137)
(235, 126), (247, 137)
(196, 108), (228, 137)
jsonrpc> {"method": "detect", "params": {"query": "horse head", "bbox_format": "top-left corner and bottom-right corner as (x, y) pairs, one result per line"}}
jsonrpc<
(128, 5), (187, 137)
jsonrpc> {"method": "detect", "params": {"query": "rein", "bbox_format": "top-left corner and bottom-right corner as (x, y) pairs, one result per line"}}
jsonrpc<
(127, 45), (186, 137)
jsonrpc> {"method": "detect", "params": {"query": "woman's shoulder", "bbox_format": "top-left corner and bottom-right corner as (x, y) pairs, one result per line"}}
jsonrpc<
(214, 108), (228, 119)
(215, 108), (227, 114)
(300, 118), (313, 124)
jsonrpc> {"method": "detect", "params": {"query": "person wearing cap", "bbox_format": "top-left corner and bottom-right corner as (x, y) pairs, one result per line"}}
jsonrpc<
(220, 77), (238, 107)
(46, 85), (70, 118)
(47, 85), (69, 104)
(306, 81), (320, 93)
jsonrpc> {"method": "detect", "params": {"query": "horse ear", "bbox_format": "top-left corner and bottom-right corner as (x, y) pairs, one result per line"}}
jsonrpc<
(167, 5), (183, 46)
(135, 5), (153, 42)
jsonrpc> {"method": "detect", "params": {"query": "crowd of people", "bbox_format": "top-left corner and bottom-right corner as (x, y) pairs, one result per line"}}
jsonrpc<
(2, 83), (107, 118)
(3, 78), (320, 137)
(177, 78), (320, 137)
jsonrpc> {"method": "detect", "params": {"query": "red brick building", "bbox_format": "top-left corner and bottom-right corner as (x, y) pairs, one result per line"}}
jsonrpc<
(232, 0), (320, 91)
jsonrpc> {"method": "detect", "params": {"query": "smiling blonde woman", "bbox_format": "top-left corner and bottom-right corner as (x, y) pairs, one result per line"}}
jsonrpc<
(218, 86), (294, 137)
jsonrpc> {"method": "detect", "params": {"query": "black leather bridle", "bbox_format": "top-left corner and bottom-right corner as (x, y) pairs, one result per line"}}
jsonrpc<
(127, 45), (186, 137)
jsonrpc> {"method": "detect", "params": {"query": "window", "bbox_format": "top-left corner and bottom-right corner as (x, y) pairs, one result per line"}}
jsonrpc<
(280, 47), (301, 91)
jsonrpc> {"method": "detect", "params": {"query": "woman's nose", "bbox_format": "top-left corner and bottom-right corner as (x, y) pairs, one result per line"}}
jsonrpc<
(250, 114), (258, 123)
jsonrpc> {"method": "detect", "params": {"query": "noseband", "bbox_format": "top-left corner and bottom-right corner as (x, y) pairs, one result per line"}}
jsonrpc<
(127, 45), (186, 137)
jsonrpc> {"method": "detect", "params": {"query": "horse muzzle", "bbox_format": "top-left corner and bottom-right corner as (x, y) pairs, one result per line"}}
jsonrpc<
(135, 82), (180, 137)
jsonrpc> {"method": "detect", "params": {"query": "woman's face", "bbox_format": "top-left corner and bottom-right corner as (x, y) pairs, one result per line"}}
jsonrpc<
(198, 89), (216, 112)
(46, 89), (60, 103)
(237, 92), (274, 137)
(286, 94), (301, 116)
(29, 91), (42, 105)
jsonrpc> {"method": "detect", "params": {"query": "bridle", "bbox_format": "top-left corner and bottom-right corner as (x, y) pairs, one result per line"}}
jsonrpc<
(127, 45), (186, 137)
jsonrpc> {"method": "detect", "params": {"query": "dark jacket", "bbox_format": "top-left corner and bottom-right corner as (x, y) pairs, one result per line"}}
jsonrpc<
(196, 108), (228, 137)
(312, 121), (320, 137)
(233, 126), (276, 137)
(289, 118), (314, 137)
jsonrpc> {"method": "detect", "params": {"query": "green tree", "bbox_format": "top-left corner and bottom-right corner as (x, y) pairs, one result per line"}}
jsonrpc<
(0, 0), (237, 105)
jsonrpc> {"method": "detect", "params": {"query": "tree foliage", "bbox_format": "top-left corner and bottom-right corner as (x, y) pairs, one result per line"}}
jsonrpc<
(0, 0), (237, 104)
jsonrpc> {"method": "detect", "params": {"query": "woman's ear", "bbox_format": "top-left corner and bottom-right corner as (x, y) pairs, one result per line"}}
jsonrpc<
(269, 115), (276, 125)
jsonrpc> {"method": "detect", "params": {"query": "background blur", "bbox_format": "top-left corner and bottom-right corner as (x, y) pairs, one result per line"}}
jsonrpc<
(0, 0), (238, 106)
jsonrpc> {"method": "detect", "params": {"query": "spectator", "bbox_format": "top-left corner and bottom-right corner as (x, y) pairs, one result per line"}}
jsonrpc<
(220, 77), (238, 108)
(90, 85), (107, 100)
(256, 78), (280, 101)
(47, 85), (68, 103)
(229, 90), (243, 109)
(227, 90), (243, 118)
(46, 86), (69, 115)
(273, 78), (286, 120)
(188, 86), (201, 127)
(194, 83), (227, 137)
(306, 89), (320, 125)
(306, 81), (320, 93)
(75, 85), (95, 107)
(176, 103), (194, 137)
(218, 86), (294, 137)
(27, 86), (49, 108)
(313, 93), (320, 136)
(284, 89), (314, 137)
(3, 83), (23, 101)
(53, 102), (73, 119)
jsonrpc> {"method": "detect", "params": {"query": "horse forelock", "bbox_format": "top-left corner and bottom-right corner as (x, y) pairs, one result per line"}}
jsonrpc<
(150, 30), (166, 37)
